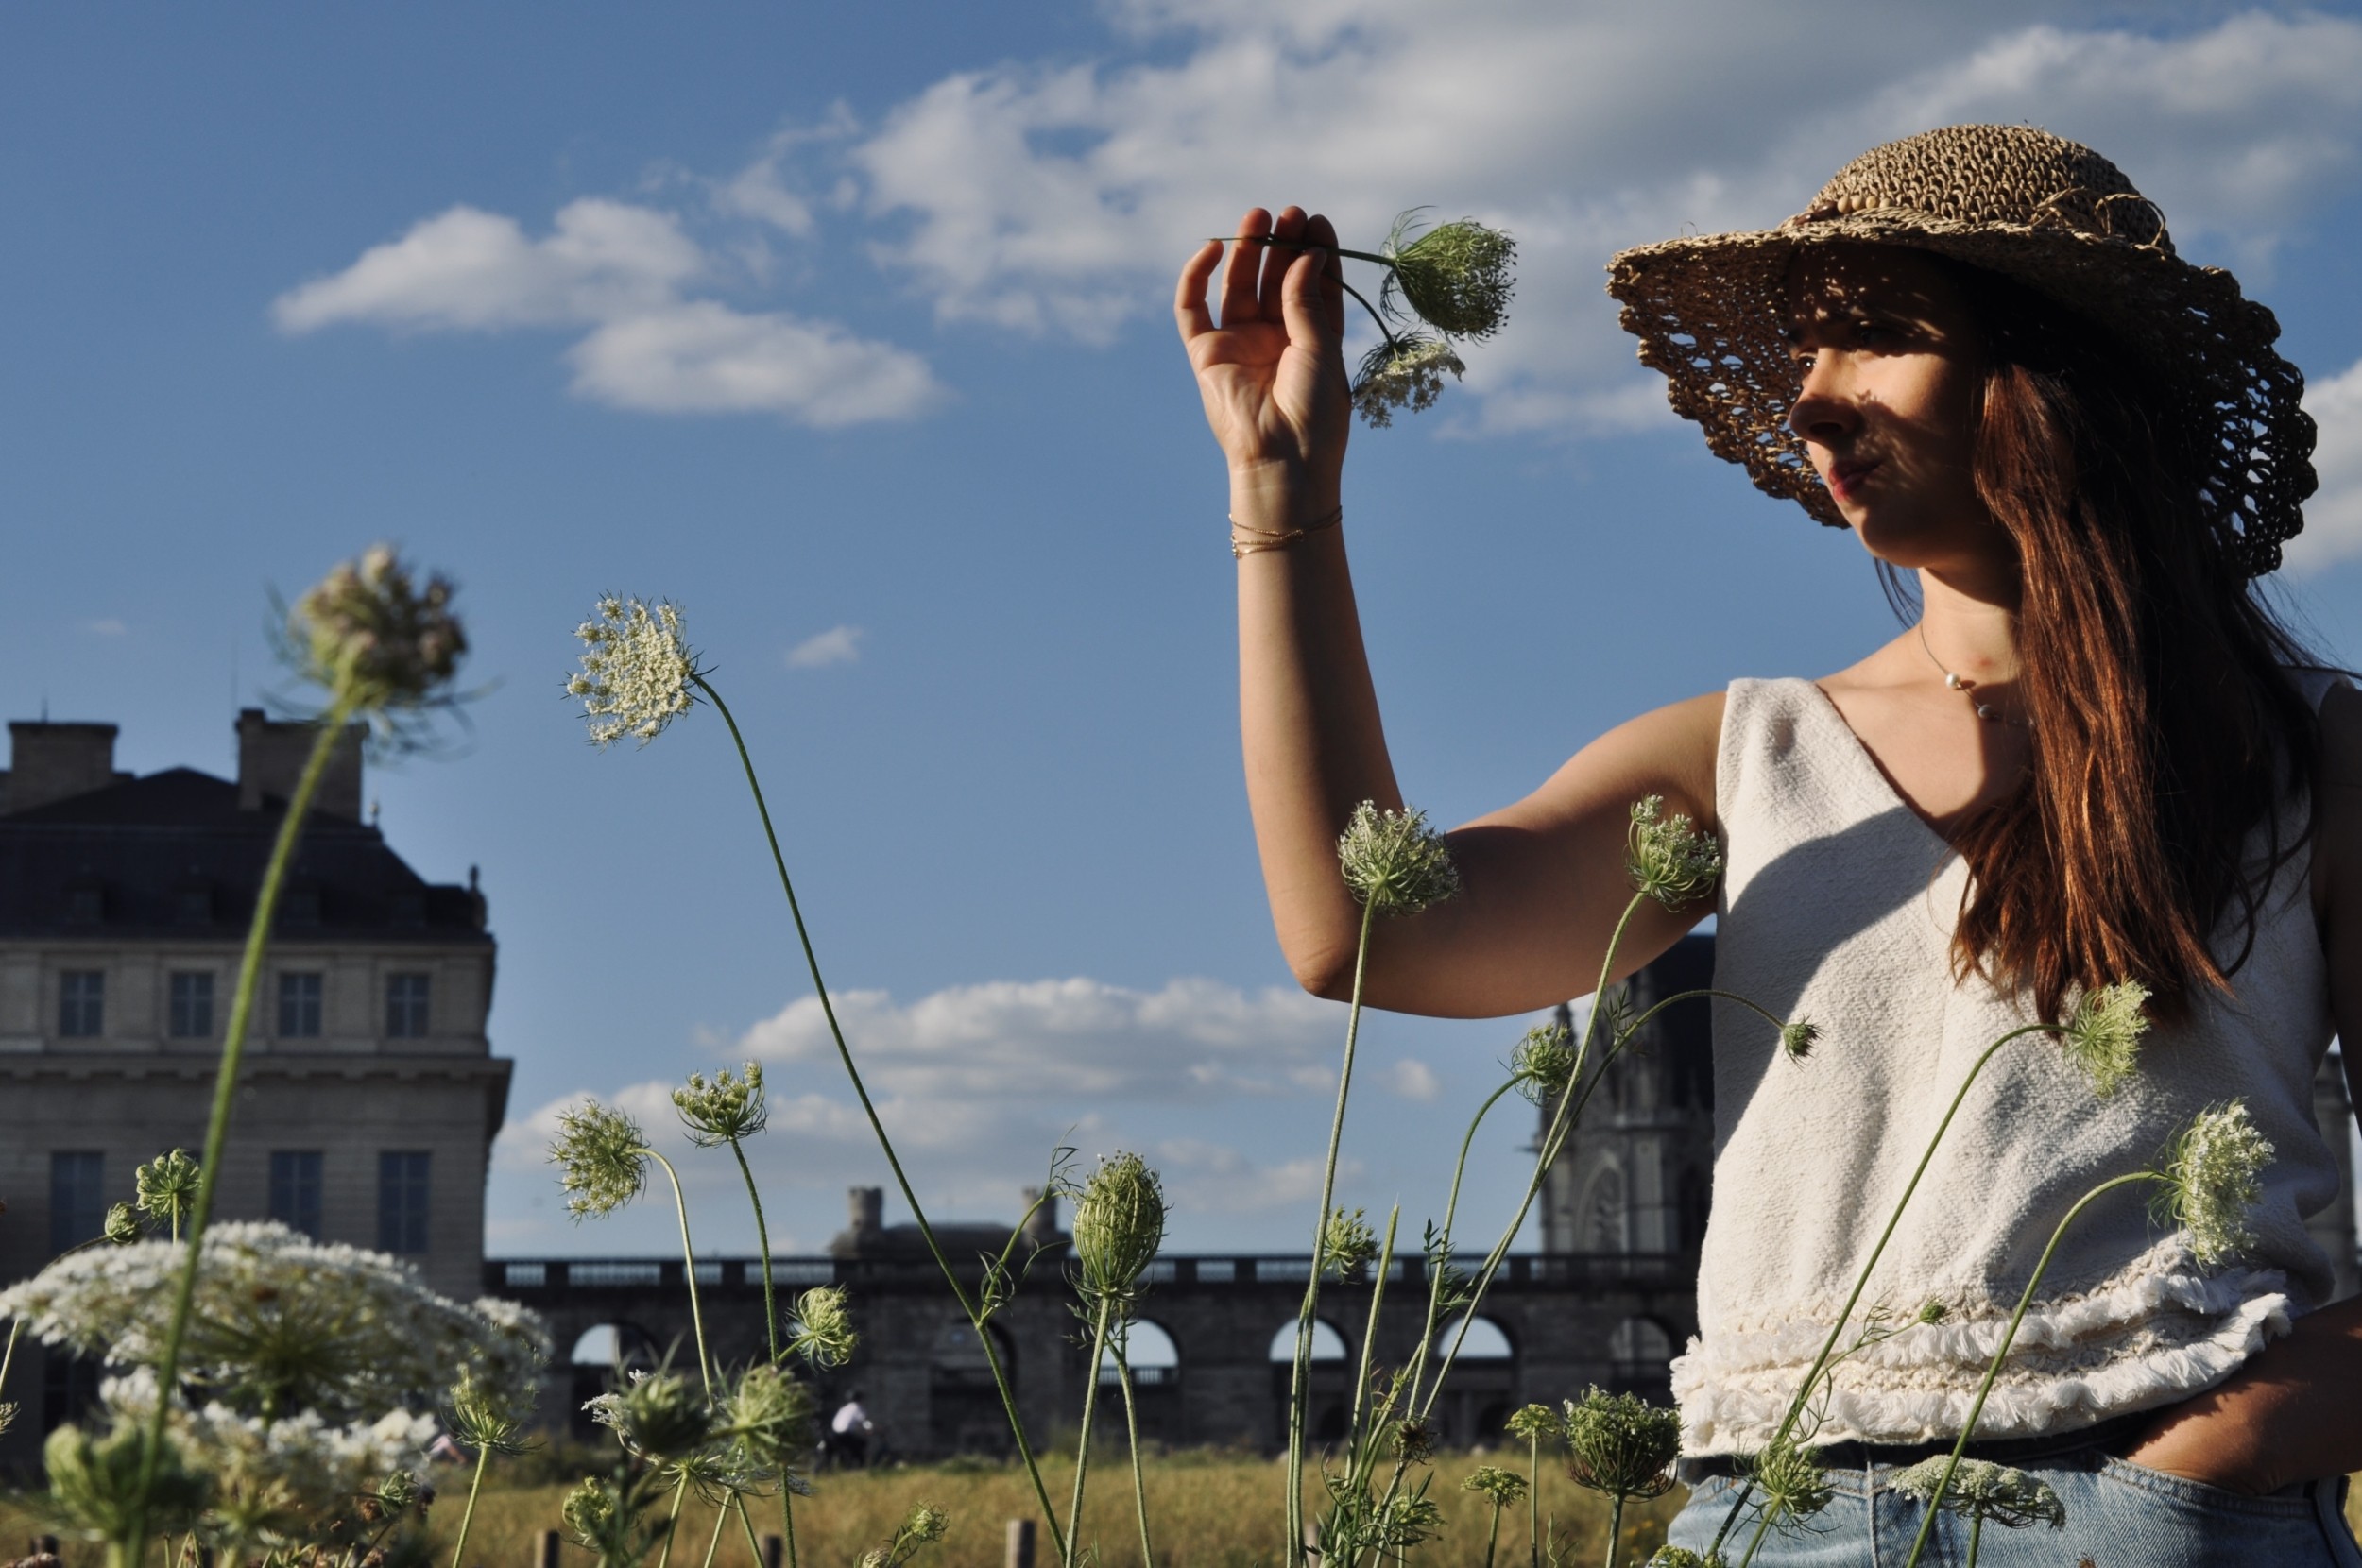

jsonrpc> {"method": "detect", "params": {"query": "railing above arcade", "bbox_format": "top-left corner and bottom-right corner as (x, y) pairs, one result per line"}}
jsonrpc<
(487, 1252), (1691, 1295)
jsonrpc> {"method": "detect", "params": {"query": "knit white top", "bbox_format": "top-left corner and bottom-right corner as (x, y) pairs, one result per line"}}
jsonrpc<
(1673, 673), (2346, 1455)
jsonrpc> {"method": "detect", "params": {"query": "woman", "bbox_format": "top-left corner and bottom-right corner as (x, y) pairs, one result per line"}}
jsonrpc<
(1175, 125), (2362, 1562)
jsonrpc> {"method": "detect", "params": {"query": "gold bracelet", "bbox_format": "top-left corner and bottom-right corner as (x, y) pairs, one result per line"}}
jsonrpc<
(1230, 504), (1343, 558)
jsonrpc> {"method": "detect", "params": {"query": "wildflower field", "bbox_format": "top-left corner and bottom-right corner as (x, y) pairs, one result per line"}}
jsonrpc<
(3, 1455), (1681, 1568)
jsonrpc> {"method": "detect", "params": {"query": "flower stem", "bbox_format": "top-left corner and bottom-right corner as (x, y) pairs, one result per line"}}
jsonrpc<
(1345, 1208), (1401, 1451)
(1288, 895), (1378, 1566)
(447, 1444), (491, 1568)
(1898, 1171), (2155, 1568)
(1602, 1493), (1625, 1568)
(655, 1472), (691, 1568)
(1065, 1296), (1116, 1568)
(0, 1316), (21, 1410)
(1114, 1338), (1157, 1568)
(727, 1139), (780, 1362)
(1527, 1432), (1541, 1568)
(644, 1150), (714, 1393)
(1704, 1021), (2061, 1561)
(693, 676), (1066, 1559)
(695, 1492), (730, 1568)
(126, 700), (352, 1562)
(1482, 1499), (1502, 1568)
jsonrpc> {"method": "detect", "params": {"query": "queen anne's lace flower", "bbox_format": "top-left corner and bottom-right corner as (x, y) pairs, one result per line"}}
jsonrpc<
(1337, 801), (1462, 915)
(1742, 1436), (1833, 1532)
(290, 547), (468, 714)
(1380, 214), (1517, 341)
(1512, 1023), (1578, 1105)
(1889, 1457), (2065, 1530)
(551, 1100), (652, 1219)
(1626, 796), (1723, 911)
(1461, 1464), (1527, 1507)
(1071, 1151), (1167, 1305)
(0, 1222), (544, 1423)
(586, 1367), (712, 1464)
(568, 595), (701, 747)
(788, 1286), (858, 1369)
(1318, 1207), (1378, 1280)
(2159, 1099), (2274, 1266)
(1351, 335), (1465, 428)
(2062, 980), (2149, 1097)
(674, 1064), (768, 1147)
(1562, 1386), (1681, 1502)
(134, 1149), (201, 1236)
(1504, 1402), (1558, 1442)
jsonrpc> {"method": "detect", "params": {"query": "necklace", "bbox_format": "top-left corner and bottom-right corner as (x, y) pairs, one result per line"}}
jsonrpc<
(1917, 621), (2023, 725)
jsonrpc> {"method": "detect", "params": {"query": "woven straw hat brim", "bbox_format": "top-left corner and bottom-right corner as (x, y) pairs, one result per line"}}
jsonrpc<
(1608, 209), (2314, 572)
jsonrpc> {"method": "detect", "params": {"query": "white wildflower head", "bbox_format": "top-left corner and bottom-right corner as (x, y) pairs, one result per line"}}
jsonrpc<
(1742, 1436), (1834, 1531)
(1319, 1207), (1378, 1280)
(1627, 795), (1722, 912)
(1380, 213), (1517, 341)
(287, 547), (468, 717)
(1071, 1151), (1168, 1306)
(551, 1100), (651, 1220)
(1505, 1402), (1558, 1443)
(0, 1222), (544, 1424)
(1563, 1387), (1682, 1503)
(1512, 1022), (1579, 1106)
(1352, 334), (1465, 428)
(1889, 1457), (2065, 1530)
(586, 1366), (712, 1464)
(788, 1286), (858, 1370)
(1337, 801), (1463, 915)
(1462, 1464), (1527, 1508)
(135, 1148), (201, 1233)
(2062, 980), (2149, 1098)
(2158, 1099), (2275, 1266)
(569, 595), (702, 748)
(674, 1064), (768, 1148)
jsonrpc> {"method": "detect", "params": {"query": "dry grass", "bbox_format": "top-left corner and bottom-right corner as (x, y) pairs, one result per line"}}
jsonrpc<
(0, 1452), (1677, 1568)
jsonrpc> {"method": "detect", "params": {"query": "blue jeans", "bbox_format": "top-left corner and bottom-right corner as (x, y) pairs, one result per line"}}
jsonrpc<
(1667, 1454), (2362, 1565)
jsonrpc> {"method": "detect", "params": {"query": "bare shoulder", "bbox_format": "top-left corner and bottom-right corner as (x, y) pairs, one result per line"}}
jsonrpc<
(1473, 688), (1726, 836)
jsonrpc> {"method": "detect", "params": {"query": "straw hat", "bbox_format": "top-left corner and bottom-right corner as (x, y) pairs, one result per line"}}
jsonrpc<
(1606, 124), (2314, 575)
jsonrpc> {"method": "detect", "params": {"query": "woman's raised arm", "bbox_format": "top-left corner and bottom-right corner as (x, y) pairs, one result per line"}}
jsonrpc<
(1177, 207), (1722, 1018)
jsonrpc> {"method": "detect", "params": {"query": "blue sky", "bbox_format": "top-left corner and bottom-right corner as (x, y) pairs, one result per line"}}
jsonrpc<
(9, 2), (2362, 1259)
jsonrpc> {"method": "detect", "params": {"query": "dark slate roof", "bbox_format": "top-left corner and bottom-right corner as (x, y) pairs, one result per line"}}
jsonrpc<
(0, 768), (488, 942)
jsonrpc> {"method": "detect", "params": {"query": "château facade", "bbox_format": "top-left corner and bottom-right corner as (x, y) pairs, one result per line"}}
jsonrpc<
(0, 712), (510, 1474)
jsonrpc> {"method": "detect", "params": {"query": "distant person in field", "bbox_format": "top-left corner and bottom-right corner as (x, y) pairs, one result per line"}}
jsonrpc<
(830, 1389), (875, 1468)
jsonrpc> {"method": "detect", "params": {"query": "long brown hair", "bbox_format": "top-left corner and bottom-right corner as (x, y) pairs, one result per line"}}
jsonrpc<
(1925, 261), (2328, 1022)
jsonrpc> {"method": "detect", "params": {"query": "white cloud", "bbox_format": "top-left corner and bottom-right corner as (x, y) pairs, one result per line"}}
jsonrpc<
(830, 6), (2362, 435)
(1383, 1057), (1441, 1102)
(84, 617), (128, 636)
(785, 624), (864, 668)
(736, 975), (1341, 1100)
(273, 198), (941, 427)
(2287, 355), (2362, 573)
(1150, 1137), (1351, 1215)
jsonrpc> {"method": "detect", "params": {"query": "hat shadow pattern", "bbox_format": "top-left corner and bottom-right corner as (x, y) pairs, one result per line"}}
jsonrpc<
(1608, 124), (2315, 577)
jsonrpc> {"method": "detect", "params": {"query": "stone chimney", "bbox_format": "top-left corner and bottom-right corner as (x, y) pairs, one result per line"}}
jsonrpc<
(4, 722), (130, 814)
(1021, 1186), (1060, 1248)
(829, 1186), (886, 1257)
(236, 708), (365, 820)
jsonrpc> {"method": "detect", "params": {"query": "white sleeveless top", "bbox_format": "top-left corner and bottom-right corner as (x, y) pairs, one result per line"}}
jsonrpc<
(1673, 674), (2345, 1455)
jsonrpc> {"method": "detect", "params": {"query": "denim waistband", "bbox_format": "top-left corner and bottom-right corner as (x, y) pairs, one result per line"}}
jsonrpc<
(1674, 1411), (2151, 1486)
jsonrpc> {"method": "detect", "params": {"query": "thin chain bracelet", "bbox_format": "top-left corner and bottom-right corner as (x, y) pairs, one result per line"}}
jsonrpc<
(1230, 504), (1343, 558)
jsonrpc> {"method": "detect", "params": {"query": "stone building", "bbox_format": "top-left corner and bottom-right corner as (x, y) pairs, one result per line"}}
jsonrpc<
(0, 711), (510, 1473)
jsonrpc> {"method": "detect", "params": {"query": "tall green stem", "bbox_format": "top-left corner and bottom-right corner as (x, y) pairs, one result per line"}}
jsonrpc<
(695, 1493), (730, 1568)
(726, 1141), (780, 1363)
(1526, 1431), (1541, 1568)
(0, 1317), (21, 1413)
(654, 1473), (692, 1568)
(446, 1445), (491, 1568)
(1898, 1172), (2153, 1568)
(1345, 1209), (1401, 1451)
(126, 702), (351, 1560)
(1602, 1495), (1625, 1568)
(1064, 1297), (1116, 1568)
(695, 677), (1065, 1560)
(1705, 1022), (2060, 1561)
(1114, 1339), (1157, 1568)
(644, 1151), (714, 1392)
(1481, 1500), (1503, 1568)
(1287, 896), (1378, 1567)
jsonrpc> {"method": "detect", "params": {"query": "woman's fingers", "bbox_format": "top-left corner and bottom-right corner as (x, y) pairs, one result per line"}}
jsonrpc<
(1301, 213), (1345, 338)
(1258, 206), (1309, 318)
(1278, 247), (1338, 365)
(1217, 207), (1272, 328)
(1174, 239), (1222, 345)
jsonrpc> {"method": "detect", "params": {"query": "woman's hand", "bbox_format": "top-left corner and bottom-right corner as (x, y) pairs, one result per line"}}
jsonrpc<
(2115, 1292), (2362, 1493)
(1174, 206), (1350, 519)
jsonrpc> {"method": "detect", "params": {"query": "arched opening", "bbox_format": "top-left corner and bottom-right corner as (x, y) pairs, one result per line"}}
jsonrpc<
(1610, 1316), (1675, 1394)
(931, 1316), (1018, 1456)
(1429, 1313), (1517, 1450)
(566, 1321), (664, 1440)
(1269, 1319), (1353, 1447)
(1101, 1319), (1181, 1386)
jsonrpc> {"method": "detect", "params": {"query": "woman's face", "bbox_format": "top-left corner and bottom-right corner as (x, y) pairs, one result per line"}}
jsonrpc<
(1785, 245), (2004, 576)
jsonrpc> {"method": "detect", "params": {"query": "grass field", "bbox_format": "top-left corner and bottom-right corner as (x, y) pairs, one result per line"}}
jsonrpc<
(0, 1451), (1678, 1568)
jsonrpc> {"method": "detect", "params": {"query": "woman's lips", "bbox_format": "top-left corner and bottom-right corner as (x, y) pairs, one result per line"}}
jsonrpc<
(1827, 458), (1882, 503)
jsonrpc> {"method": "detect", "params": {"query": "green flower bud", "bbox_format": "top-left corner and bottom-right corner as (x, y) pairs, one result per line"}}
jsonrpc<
(1511, 1023), (1578, 1106)
(133, 1149), (200, 1233)
(585, 1369), (712, 1464)
(1562, 1386), (1682, 1503)
(289, 547), (467, 714)
(1071, 1151), (1168, 1304)
(1779, 1020), (1820, 1062)
(1318, 1207), (1378, 1281)
(1741, 1436), (1833, 1528)
(674, 1064), (768, 1147)
(1504, 1402), (1559, 1442)
(788, 1286), (857, 1370)
(2062, 980), (2149, 1097)
(1379, 213), (1516, 341)
(45, 1420), (209, 1541)
(1462, 1464), (1528, 1507)
(727, 1362), (815, 1472)
(102, 1203), (142, 1246)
